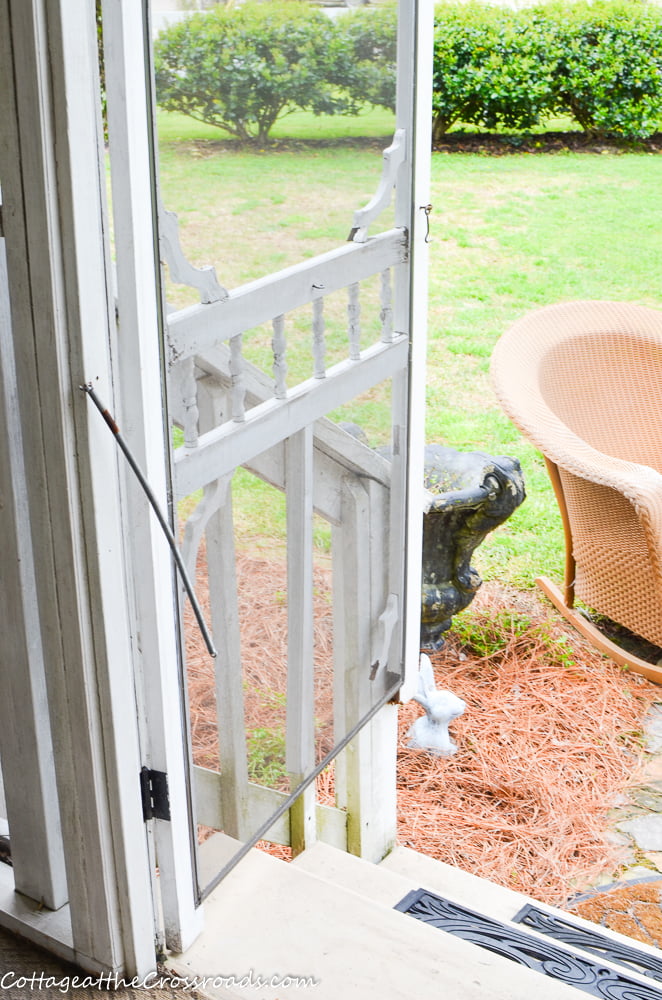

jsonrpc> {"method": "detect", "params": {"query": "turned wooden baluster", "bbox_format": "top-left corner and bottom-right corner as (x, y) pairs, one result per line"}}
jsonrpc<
(348, 282), (361, 361)
(312, 295), (326, 379)
(229, 334), (246, 422)
(380, 268), (393, 344)
(181, 356), (200, 449)
(272, 313), (287, 400)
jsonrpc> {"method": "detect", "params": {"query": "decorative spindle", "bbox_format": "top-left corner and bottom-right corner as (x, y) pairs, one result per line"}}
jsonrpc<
(348, 282), (361, 361)
(229, 334), (246, 422)
(312, 296), (326, 379)
(272, 314), (287, 399)
(182, 357), (199, 449)
(380, 268), (393, 343)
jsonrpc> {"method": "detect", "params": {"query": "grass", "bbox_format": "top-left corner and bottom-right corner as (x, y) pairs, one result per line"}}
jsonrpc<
(426, 152), (662, 583)
(160, 108), (662, 589)
(157, 106), (398, 145)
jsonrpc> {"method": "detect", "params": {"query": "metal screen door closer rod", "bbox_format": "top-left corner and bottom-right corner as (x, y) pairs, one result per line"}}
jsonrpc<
(80, 382), (217, 659)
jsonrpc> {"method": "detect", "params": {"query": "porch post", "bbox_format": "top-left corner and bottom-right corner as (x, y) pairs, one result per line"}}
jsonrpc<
(0, 219), (68, 912)
(0, 0), (155, 975)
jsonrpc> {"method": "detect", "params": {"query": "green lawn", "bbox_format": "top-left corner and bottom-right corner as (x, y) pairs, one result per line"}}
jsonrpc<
(426, 152), (662, 584)
(158, 109), (662, 587)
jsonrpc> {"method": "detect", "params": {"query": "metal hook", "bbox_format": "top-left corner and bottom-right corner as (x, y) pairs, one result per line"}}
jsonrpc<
(420, 203), (433, 243)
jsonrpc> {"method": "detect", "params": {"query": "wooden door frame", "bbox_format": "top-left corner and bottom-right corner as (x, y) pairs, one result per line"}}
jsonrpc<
(0, 0), (167, 975)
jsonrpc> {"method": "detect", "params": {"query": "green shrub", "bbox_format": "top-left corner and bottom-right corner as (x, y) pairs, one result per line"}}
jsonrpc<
(154, 2), (361, 144)
(547, 1), (662, 139)
(154, 0), (662, 144)
(432, 1), (662, 140)
(337, 4), (398, 112)
(432, 5), (559, 139)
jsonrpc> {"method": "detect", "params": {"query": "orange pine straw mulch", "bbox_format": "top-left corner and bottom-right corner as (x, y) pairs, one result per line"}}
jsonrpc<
(397, 587), (661, 906)
(185, 549), (334, 775)
(184, 548), (662, 908)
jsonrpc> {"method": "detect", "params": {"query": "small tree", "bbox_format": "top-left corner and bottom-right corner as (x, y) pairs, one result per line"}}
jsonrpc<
(154, 2), (360, 145)
(337, 4), (398, 113)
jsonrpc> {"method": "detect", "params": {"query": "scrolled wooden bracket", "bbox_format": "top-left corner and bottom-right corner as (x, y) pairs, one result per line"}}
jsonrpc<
(158, 202), (228, 304)
(348, 129), (407, 244)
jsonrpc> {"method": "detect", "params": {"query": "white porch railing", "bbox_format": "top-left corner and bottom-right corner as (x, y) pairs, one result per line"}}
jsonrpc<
(166, 215), (411, 890)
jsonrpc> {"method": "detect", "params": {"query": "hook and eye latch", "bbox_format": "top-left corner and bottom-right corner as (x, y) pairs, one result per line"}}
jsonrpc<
(420, 203), (433, 243)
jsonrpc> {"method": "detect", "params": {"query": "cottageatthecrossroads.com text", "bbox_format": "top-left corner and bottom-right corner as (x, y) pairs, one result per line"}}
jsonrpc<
(0, 971), (319, 992)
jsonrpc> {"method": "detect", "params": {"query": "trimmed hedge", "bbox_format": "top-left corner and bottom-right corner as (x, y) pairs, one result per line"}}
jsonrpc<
(154, 1), (662, 144)
(432, 2), (662, 140)
(549, 1), (662, 139)
(432, 6), (559, 139)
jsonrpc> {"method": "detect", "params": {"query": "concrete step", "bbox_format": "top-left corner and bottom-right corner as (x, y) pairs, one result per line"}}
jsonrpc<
(169, 834), (597, 1000)
(299, 843), (662, 996)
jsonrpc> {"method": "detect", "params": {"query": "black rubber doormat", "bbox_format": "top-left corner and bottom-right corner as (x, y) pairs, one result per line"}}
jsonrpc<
(394, 888), (662, 999)
(514, 903), (662, 983)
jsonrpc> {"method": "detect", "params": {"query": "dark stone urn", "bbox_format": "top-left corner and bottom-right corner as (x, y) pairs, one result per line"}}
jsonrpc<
(420, 446), (525, 651)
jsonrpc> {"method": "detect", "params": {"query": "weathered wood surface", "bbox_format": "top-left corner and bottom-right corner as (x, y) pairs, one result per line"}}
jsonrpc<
(0, 0), (157, 973)
(349, 130), (407, 243)
(174, 336), (407, 496)
(159, 202), (227, 305)
(163, 0), (432, 895)
(180, 342), (393, 491)
(0, 235), (68, 912)
(285, 428), (317, 855)
(194, 768), (347, 850)
(103, 0), (203, 956)
(166, 228), (408, 365)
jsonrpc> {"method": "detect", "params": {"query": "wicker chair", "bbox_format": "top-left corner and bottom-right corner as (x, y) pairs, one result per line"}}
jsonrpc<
(491, 300), (662, 684)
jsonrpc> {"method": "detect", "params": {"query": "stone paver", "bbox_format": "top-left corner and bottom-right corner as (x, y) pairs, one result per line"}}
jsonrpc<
(644, 704), (662, 754)
(630, 787), (662, 812)
(617, 814), (662, 852)
(586, 702), (662, 890)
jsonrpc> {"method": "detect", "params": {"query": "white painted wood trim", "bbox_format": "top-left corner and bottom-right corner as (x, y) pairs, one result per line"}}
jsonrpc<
(285, 428), (317, 854)
(0, 236), (68, 911)
(332, 479), (371, 835)
(329, 477), (396, 860)
(0, 0), (157, 974)
(344, 705), (399, 863)
(193, 768), (346, 851)
(184, 342), (393, 487)
(349, 130), (407, 243)
(158, 203), (227, 304)
(0, 860), (126, 977)
(166, 0), (432, 888)
(399, 0), (433, 700)
(206, 481), (251, 841)
(167, 229), (408, 364)
(102, 0), (203, 954)
(286, 427), (316, 778)
(174, 337), (409, 496)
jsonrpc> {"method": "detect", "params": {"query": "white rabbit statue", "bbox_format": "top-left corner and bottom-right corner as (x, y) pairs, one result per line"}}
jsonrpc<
(407, 654), (466, 756)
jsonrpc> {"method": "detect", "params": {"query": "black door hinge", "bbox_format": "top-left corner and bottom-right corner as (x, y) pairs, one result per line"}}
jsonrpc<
(140, 766), (171, 822)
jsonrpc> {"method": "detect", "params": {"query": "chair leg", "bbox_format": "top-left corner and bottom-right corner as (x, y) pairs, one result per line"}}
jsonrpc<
(536, 576), (662, 686)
